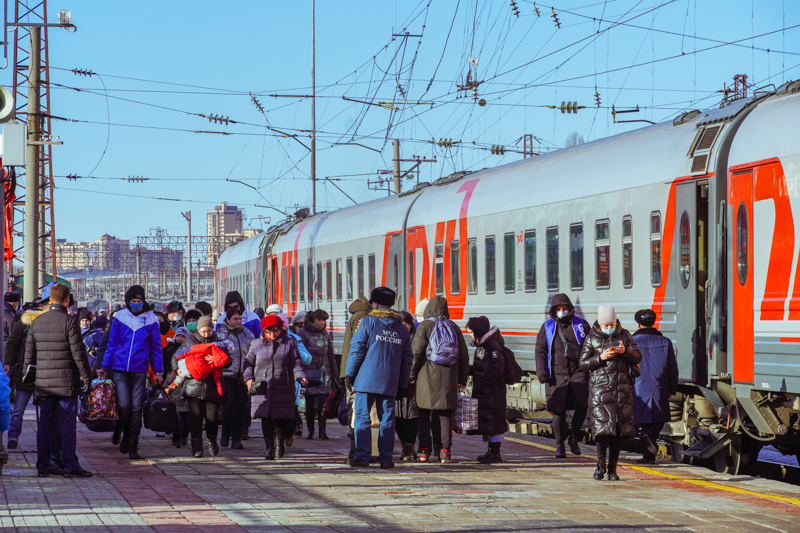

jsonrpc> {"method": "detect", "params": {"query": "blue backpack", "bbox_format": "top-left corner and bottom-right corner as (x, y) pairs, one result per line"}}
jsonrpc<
(425, 318), (460, 366)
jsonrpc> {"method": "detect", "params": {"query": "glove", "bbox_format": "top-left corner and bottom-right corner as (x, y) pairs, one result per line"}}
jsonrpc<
(344, 376), (353, 390)
(536, 373), (548, 383)
(396, 387), (407, 399)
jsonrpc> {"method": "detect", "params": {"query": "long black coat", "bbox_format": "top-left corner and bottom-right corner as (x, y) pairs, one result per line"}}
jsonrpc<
(534, 293), (590, 413)
(579, 322), (643, 437)
(243, 331), (307, 420)
(23, 305), (92, 398)
(4, 309), (43, 392)
(471, 328), (508, 436)
(175, 331), (232, 404)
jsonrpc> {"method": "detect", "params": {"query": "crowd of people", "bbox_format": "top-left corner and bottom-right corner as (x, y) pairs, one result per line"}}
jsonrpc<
(1, 281), (678, 481)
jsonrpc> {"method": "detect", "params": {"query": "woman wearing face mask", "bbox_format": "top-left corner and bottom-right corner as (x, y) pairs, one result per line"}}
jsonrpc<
(579, 304), (642, 481)
(175, 316), (233, 458)
(297, 310), (339, 440)
(183, 309), (202, 335)
(217, 308), (255, 449)
(243, 315), (308, 460)
(534, 293), (591, 459)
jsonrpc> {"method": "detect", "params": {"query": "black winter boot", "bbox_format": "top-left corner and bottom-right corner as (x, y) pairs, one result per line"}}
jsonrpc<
(555, 441), (566, 459)
(568, 432), (582, 456)
(477, 443), (492, 460)
(191, 438), (204, 458)
(401, 443), (416, 461)
(594, 456), (606, 480)
(119, 432), (130, 454)
(275, 434), (286, 459)
(206, 437), (220, 457)
(478, 442), (503, 464)
(128, 434), (142, 460)
(306, 422), (315, 439)
(318, 418), (329, 440)
(112, 426), (122, 446)
(265, 445), (275, 460)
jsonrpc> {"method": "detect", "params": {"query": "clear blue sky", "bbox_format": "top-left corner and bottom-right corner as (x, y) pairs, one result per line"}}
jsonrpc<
(3, 0), (798, 245)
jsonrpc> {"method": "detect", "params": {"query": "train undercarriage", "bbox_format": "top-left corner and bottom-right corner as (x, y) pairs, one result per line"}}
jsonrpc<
(505, 374), (800, 475)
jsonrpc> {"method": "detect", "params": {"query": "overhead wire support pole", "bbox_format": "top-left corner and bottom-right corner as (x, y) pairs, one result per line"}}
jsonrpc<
(310, 0), (316, 216)
(22, 24), (40, 302)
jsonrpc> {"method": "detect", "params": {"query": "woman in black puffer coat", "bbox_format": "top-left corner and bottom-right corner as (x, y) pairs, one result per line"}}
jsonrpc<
(466, 316), (508, 464)
(579, 304), (642, 481)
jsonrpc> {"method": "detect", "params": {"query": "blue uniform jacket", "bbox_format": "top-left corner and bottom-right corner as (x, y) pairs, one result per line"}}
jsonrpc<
(631, 328), (678, 424)
(101, 308), (164, 374)
(345, 309), (413, 397)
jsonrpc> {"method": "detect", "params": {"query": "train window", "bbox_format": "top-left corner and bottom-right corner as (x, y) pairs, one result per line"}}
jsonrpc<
(650, 212), (662, 287)
(546, 227), (559, 291)
(368, 254), (376, 292)
(393, 255), (399, 291)
(346, 257), (353, 300)
(485, 236), (496, 293)
(299, 265), (305, 302)
(282, 266), (288, 304)
(736, 203), (748, 285)
(595, 220), (610, 289)
(680, 212), (691, 289)
(451, 241), (460, 295)
(467, 238), (478, 294)
(524, 230), (536, 292)
(570, 224), (584, 290)
(308, 261), (314, 303)
(290, 266), (296, 303)
(409, 251), (415, 297)
(357, 256), (365, 297)
(622, 216), (633, 288)
(326, 260), (333, 301)
(316, 262), (323, 301)
(503, 233), (515, 293)
(434, 243), (444, 295)
(336, 259), (343, 301)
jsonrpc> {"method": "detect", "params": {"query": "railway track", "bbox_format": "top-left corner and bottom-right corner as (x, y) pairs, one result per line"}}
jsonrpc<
(509, 417), (800, 485)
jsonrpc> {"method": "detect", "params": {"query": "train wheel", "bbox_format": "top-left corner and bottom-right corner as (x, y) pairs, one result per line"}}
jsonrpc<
(710, 435), (759, 475)
(670, 443), (693, 465)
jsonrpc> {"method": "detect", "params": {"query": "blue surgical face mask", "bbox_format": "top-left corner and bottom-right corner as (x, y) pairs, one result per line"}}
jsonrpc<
(129, 302), (144, 312)
(602, 326), (616, 335)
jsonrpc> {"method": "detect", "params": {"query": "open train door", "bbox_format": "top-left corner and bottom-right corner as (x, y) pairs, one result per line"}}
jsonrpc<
(675, 180), (710, 385)
(729, 170), (754, 385)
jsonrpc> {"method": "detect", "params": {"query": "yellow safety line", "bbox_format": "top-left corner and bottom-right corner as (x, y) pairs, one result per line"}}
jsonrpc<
(505, 436), (800, 507)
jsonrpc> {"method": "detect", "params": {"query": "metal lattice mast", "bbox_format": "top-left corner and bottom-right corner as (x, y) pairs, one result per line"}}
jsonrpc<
(11, 0), (57, 298)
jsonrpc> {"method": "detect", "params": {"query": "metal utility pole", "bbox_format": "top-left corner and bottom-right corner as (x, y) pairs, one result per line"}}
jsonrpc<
(22, 26), (40, 303)
(196, 259), (201, 300)
(393, 139), (401, 194)
(135, 244), (141, 286)
(182, 211), (192, 301)
(309, 0), (316, 215)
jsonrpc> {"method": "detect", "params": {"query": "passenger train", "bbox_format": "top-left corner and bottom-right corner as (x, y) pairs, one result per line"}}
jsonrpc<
(217, 80), (800, 473)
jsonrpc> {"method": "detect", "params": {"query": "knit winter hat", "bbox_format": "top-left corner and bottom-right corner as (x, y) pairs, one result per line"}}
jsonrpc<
(277, 313), (290, 328)
(261, 315), (284, 330)
(415, 298), (430, 321)
(125, 285), (146, 305)
(597, 304), (617, 325)
(292, 311), (307, 326)
(78, 309), (93, 322)
(635, 308), (657, 327)
(93, 315), (109, 330)
(466, 316), (491, 340)
(174, 327), (190, 338)
(370, 286), (396, 307)
(197, 316), (214, 330)
(184, 309), (202, 322)
(266, 304), (283, 315)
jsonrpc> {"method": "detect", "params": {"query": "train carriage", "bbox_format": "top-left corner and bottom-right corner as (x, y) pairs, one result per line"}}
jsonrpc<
(218, 81), (800, 472)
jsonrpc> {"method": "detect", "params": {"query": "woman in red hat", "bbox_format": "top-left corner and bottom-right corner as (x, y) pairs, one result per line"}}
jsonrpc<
(243, 315), (309, 460)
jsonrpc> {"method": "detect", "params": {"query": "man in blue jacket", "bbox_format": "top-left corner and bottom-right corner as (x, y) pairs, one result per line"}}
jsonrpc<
(345, 287), (413, 469)
(631, 308), (678, 464)
(98, 285), (163, 460)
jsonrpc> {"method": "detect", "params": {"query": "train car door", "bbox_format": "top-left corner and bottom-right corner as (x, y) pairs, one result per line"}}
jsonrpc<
(729, 170), (754, 384)
(675, 180), (710, 384)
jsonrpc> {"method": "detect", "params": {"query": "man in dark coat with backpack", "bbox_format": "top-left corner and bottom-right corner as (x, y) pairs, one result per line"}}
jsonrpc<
(346, 287), (413, 469)
(632, 308), (678, 464)
(410, 295), (469, 463)
(535, 293), (590, 459)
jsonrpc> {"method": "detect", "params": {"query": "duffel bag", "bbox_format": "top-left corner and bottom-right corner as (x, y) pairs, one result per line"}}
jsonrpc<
(143, 388), (177, 434)
(454, 395), (479, 434)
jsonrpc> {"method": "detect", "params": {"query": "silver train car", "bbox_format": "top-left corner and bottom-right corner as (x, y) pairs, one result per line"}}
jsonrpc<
(217, 80), (800, 473)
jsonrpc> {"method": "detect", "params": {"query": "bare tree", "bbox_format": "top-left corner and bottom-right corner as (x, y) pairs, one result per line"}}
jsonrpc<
(564, 132), (585, 147)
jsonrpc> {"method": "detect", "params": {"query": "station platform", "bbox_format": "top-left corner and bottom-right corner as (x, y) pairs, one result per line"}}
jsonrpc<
(2, 408), (799, 532)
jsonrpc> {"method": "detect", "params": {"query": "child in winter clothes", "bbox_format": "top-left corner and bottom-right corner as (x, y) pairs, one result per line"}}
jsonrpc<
(164, 343), (230, 395)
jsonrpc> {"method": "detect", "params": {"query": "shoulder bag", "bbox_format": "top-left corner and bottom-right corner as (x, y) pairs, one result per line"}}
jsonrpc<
(556, 326), (582, 363)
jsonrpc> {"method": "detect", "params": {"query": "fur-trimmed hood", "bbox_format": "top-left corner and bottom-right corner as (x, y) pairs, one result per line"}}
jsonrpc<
(21, 308), (45, 325)
(369, 308), (402, 321)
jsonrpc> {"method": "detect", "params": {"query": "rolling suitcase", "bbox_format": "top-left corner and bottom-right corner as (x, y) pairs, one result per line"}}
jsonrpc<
(143, 388), (177, 434)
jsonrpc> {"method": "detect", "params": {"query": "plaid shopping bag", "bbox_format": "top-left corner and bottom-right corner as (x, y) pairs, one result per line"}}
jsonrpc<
(454, 395), (479, 434)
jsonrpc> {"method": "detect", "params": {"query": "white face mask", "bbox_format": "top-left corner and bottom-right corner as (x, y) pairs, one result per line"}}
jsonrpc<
(556, 310), (568, 319)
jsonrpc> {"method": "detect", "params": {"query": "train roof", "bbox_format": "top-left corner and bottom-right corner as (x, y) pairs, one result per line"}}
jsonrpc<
(216, 232), (268, 270)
